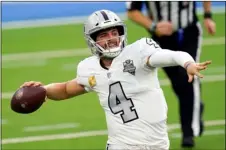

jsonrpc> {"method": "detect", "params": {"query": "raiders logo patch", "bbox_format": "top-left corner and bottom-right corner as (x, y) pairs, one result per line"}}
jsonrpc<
(123, 59), (136, 76)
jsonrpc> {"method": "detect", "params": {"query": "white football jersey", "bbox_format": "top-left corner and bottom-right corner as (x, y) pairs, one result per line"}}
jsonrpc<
(76, 38), (169, 147)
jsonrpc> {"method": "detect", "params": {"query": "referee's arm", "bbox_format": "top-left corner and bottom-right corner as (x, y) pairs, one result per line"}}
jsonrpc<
(126, 2), (153, 30)
(203, 1), (216, 35)
(203, 1), (212, 14)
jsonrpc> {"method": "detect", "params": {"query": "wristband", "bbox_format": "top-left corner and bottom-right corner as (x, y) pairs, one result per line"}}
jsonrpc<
(184, 61), (194, 70)
(204, 12), (212, 19)
(150, 22), (157, 34)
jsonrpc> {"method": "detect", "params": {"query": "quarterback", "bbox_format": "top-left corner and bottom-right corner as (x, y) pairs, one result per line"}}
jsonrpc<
(21, 10), (211, 150)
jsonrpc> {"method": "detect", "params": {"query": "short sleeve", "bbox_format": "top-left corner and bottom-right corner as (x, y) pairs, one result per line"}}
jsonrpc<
(76, 61), (92, 92)
(126, 1), (143, 11)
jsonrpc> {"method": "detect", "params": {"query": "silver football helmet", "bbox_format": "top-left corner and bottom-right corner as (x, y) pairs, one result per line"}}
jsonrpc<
(84, 10), (127, 58)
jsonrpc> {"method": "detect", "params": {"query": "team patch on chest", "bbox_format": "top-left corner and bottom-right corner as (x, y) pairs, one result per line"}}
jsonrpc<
(123, 59), (136, 76)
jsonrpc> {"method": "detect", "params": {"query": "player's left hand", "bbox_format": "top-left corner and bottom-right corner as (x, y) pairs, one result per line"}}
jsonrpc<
(204, 19), (216, 35)
(185, 60), (212, 83)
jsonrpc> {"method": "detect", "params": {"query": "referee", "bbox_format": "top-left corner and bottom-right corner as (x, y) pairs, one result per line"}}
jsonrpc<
(126, 1), (216, 148)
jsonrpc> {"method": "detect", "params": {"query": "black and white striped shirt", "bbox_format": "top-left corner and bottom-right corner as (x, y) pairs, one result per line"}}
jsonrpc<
(126, 1), (198, 30)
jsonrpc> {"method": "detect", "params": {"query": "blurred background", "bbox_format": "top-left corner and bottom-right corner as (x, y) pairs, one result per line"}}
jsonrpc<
(2, 1), (225, 150)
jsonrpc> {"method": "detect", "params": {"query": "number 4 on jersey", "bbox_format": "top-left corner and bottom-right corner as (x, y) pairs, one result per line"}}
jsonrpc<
(146, 38), (160, 48)
(108, 82), (139, 123)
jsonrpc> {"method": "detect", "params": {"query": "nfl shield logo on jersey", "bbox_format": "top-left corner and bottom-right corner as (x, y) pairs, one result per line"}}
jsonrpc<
(123, 59), (136, 75)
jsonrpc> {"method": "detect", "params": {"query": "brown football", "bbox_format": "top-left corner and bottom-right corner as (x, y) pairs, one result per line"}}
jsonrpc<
(11, 86), (46, 114)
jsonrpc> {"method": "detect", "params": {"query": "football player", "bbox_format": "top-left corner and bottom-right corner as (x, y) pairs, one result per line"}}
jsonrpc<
(21, 10), (211, 150)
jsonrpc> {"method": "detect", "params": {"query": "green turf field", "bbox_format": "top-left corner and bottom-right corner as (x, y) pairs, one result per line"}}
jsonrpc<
(2, 13), (225, 150)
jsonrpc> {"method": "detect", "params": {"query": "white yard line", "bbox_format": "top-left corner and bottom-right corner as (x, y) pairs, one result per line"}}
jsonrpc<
(170, 129), (225, 138)
(202, 66), (225, 74)
(167, 120), (225, 131)
(2, 119), (225, 144)
(202, 37), (225, 46)
(2, 49), (90, 62)
(1, 119), (8, 125)
(3, 59), (47, 69)
(160, 74), (225, 86)
(1, 74), (225, 100)
(2, 37), (225, 62)
(23, 123), (80, 132)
